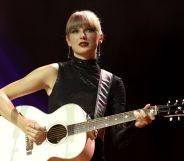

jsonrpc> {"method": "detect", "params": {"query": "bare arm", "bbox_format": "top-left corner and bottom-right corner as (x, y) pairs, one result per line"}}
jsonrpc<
(0, 63), (58, 143)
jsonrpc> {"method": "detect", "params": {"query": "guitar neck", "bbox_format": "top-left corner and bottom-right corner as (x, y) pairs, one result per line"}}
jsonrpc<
(68, 106), (158, 135)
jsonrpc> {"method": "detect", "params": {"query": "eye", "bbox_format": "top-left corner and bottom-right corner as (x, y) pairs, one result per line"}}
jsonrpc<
(70, 29), (79, 34)
(85, 28), (96, 33)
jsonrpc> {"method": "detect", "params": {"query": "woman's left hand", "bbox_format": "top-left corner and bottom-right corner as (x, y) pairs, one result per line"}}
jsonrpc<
(134, 104), (155, 128)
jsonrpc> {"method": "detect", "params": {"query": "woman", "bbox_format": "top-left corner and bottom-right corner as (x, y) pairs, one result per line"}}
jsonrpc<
(0, 10), (154, 161)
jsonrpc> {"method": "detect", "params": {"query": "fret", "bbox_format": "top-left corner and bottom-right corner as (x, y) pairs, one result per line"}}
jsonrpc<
(68, 107), (157, 135)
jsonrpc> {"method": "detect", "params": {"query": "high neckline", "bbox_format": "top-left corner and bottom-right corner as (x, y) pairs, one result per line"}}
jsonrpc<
(72, 56), (98, 66)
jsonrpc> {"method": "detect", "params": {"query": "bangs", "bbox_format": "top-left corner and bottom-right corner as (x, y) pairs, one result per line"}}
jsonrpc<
(66, 11), (101, 35)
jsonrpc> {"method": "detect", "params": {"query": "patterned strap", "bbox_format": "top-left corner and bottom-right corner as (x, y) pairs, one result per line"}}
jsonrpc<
(94, 69), (113, 118)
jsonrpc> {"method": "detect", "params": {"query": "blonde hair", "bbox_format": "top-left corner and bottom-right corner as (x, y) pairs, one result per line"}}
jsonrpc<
(66, 10), (103, 36)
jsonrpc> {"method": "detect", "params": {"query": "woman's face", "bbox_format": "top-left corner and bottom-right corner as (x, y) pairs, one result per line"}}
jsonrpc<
(66, 26), (102, 60)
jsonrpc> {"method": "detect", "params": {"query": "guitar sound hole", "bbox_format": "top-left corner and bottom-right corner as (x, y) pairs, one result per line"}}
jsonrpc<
(47, 124), (67, 144)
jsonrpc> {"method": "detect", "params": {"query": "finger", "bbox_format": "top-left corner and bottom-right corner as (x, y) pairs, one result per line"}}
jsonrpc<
(36, 141), (42, 145)
(26, 124), (37, 136)
(134, 110), (142, 120)
(144, 104), (151, 109)
(28, 131), (45, 144)
(34, 123), (46, 132)
(135, 120), (148, 128)
(27, 134), (36, 142)
(145, 116), (152, 124)
(148, 112), (155, 120)
(140, 109), (146, 118)
(26, 126), (42, 140)
(87, 130), (98, 140)
(27, 129), (37, 140)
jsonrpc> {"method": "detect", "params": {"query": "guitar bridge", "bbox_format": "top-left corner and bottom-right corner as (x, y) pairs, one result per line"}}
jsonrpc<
(26, 135), (33, 155)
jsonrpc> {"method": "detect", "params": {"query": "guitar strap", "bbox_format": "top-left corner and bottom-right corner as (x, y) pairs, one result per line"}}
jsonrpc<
(94, 69), (113, 119)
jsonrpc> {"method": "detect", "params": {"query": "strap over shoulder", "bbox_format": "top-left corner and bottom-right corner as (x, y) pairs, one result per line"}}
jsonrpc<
(94, 69), (113, 118)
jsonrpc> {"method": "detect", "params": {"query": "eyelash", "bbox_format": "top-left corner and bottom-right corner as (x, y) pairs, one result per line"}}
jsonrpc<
(85, 28), (96, 32)
(71, 29), (78, 33)
(70, 28), (96, 34)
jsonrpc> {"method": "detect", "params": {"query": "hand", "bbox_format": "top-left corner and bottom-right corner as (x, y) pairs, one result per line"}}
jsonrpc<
(87, 130), (98, 140)
(134, 104), (155, 128)
(23, 118), (47, 145)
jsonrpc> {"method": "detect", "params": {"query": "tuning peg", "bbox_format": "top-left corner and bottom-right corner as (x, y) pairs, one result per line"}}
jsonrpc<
(182, 99), (184, 105)
(166, 100), (171, 115)
(178, 116), (181, 121)
(169, 117), (173, 122)
(167, 100), (171, 106)
(174, 99), (178, 105)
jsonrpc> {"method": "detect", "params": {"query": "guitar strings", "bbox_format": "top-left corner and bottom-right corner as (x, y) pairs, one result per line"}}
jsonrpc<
(46, 111), (136, 140)
(42, 106), (183, 140)
(46, 106), (183, 140)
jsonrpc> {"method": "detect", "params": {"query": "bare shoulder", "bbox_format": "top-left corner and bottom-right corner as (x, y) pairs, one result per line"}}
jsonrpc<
(0, 63), (59, 100)
(38, 63), (59, 95)
(45, 63), (59, 70)
(34, 63), (59, 74)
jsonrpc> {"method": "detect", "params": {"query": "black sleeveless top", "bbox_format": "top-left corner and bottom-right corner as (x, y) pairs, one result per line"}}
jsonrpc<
(47, 57), (128, 161)
(48, 56), (101, 118)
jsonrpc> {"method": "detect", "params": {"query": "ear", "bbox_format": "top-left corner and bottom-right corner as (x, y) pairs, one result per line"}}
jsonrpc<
(98, 34), (104, 44)
(66, 35), (71, 46)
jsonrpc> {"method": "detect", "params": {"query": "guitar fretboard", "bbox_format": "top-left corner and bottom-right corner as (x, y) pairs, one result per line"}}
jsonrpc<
(68, 107), (157, 135)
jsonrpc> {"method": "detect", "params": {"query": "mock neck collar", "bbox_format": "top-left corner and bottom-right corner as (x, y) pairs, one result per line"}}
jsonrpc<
(72, 56), (98, 66)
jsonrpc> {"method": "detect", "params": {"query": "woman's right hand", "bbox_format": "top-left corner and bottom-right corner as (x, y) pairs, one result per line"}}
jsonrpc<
(22, 118), (47, 145)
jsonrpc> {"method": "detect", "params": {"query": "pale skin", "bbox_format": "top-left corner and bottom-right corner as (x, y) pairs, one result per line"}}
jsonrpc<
(0, 25), (155, 145)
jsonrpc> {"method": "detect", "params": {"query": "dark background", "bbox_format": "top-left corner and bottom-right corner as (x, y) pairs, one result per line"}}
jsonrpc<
(0, 1), (184, 161)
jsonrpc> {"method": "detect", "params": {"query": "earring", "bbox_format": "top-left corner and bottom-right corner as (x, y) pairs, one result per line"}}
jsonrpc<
(97, 43), (101, 60)
(68, 46), (71, 59)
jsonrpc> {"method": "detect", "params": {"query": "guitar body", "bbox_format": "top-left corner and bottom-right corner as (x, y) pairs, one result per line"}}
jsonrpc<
(1, 102), (180, 161)
(0, 104), (95, 161)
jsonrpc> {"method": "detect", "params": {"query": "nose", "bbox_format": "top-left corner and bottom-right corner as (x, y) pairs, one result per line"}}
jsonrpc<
(80, 30), (87, 39)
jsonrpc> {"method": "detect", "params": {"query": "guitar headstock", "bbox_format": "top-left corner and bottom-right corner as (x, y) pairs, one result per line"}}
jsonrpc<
(157, 99), (184, 121)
